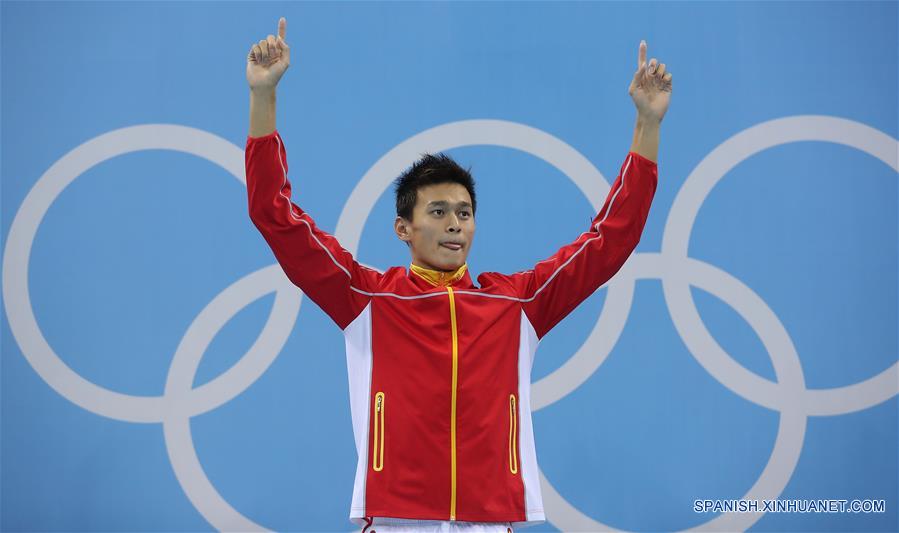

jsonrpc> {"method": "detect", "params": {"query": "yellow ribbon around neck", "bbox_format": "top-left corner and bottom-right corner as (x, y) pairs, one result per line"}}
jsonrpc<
(410, 263), (468, 287)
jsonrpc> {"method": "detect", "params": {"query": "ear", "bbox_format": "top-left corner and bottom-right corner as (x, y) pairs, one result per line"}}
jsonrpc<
(394, 216), (412, 244)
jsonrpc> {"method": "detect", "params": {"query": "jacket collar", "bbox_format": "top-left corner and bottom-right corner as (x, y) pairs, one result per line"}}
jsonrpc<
(409, 262), (472, 288)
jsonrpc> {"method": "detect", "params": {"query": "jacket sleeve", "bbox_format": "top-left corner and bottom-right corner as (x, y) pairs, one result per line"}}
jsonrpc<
(245, 130), (379, 330)
(507, 151), (658, 340)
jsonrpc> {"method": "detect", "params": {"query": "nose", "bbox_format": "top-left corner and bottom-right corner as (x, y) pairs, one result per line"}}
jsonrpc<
(447, 213), (461, 233)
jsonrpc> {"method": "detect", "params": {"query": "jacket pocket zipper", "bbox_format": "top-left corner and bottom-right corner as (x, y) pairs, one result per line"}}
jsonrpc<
(373, 391), (385, 472)
(509, 394), (518, 474)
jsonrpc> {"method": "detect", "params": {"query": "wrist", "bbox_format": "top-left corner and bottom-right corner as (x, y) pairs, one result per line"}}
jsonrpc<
(630, 113), (661, 164)
(250, 86), (277, 99)
(635, 112), (662, 129)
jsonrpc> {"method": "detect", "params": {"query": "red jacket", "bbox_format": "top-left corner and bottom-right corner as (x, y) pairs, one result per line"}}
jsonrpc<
(245, 130), (658, 528)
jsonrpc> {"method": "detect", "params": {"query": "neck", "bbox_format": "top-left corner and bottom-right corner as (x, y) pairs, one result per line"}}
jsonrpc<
(410, 262), (468, 287)
(411, 261), (463, 273)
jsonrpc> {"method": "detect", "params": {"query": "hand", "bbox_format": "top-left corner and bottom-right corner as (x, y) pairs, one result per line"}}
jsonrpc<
(246, 17), (290, 91)
(628, 40), (672, 123)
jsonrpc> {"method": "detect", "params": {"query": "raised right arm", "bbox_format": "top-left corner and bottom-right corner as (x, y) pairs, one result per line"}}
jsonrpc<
(245, 18), (379, 330)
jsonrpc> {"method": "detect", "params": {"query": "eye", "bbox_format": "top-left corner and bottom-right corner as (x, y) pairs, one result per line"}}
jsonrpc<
(432, 209), (444, 216)
(460, 211), (471, 218)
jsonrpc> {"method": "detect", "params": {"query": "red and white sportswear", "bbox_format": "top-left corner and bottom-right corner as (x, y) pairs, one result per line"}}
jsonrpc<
(245, 130), (658, 529)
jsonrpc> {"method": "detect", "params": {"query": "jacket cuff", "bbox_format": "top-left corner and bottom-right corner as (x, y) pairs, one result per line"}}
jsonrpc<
(247, 129), (279, 142)
(628, 151), (657, 167)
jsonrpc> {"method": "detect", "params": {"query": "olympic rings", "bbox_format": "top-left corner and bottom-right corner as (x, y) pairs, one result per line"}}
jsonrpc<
(3, 117), (896, 531)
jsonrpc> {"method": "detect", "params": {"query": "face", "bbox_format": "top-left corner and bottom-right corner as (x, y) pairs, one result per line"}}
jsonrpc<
(395, 182), (475, 272)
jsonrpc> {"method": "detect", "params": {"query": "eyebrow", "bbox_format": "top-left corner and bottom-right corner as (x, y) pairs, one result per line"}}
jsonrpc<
(426, 201), (472, 209)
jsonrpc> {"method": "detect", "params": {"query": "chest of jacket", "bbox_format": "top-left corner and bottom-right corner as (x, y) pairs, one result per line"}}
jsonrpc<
(357, 286), (530, 522)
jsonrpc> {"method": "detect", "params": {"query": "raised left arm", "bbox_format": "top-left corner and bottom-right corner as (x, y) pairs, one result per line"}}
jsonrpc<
(500, 40), (672, 339)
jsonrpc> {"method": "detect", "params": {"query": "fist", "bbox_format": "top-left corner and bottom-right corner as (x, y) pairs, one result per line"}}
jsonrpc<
(246, 17), (290, 91)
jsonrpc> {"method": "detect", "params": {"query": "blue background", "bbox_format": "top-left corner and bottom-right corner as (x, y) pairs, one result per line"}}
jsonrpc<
(2, 1), (896, 531)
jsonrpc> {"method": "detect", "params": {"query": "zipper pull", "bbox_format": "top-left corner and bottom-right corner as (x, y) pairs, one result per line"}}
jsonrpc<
(376, 395), (382, 412)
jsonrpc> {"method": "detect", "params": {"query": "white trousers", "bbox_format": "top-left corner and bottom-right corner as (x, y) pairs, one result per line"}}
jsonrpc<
(361, 517), (514, 533)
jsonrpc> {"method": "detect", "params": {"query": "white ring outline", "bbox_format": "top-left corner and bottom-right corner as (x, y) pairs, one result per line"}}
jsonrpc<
(2, 125), (302, 422)
(662, 115), (899, 416)
(541, 253), (807, 532)
(1, 125), (303, 530)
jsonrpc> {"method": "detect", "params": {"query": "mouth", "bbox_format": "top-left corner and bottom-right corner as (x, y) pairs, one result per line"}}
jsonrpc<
(440, 242), (464, 251)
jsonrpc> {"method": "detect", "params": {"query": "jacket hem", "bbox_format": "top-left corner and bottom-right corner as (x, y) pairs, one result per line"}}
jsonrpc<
(350, 509), (545, 528)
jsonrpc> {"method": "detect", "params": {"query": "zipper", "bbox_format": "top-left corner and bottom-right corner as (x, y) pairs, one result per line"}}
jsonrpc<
(509, 394), (518, 474)
(372, 391), (385, 472)
(446, 286), (459, 520)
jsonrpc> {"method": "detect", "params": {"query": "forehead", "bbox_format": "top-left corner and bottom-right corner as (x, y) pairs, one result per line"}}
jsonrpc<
(415, 182), (472, 207)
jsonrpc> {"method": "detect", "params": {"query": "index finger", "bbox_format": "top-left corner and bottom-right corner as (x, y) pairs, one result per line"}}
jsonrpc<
(278, 17), (287, 40)
(638, 39), (646, 69)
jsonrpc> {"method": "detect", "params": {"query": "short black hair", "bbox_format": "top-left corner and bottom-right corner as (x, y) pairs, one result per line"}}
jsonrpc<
(394, 153), (476, 221)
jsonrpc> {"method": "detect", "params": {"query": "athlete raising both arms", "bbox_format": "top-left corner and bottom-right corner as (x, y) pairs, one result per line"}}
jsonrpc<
(245, 16), (671, 533)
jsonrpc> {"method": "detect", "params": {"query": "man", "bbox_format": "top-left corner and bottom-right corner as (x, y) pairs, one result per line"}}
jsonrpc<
(245, 16), (670, 533)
